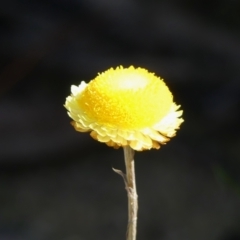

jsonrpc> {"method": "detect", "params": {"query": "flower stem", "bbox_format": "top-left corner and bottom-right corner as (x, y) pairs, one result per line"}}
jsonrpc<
(123, 146), (138, 240)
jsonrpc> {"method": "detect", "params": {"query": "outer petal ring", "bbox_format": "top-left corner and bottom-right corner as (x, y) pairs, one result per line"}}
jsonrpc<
(65, 81), (183, 151)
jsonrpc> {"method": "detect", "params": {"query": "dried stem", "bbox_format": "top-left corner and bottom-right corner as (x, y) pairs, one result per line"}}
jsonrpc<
(123, 146), (138, 240)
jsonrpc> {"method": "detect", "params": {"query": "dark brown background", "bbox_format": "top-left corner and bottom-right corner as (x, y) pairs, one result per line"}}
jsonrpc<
(1, 0), (240, 239)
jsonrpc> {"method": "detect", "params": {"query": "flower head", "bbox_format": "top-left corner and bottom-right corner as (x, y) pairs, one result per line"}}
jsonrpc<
(64, 66), (183, 151)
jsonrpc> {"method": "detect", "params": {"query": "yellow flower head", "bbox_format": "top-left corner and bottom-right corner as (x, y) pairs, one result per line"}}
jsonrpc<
(64, 66), (183, 151)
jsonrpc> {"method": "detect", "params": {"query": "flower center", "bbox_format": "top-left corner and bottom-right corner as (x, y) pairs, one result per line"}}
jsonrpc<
(78, 66), (173, 129)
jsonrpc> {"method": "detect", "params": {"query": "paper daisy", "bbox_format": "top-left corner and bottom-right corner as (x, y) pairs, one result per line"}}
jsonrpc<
(64, 66), (184, 240)
(64, 66), (183, 151)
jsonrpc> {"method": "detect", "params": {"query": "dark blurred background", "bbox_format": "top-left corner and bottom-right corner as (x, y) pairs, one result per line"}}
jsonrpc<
(1, 0), (240, 239)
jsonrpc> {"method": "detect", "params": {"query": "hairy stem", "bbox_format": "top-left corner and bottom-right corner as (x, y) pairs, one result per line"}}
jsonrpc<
(123, 146), (138, 240)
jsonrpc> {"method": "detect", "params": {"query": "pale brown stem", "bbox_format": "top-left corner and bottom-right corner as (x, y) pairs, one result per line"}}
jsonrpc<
(123, 146), (138, 240)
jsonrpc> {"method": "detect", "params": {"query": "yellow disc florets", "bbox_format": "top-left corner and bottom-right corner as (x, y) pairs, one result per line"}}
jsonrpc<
(64, 66), (184, 151)
(78, 66), (173, 129)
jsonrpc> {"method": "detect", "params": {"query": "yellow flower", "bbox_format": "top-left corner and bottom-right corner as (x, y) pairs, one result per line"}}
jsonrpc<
(64, 66), (183, 151)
